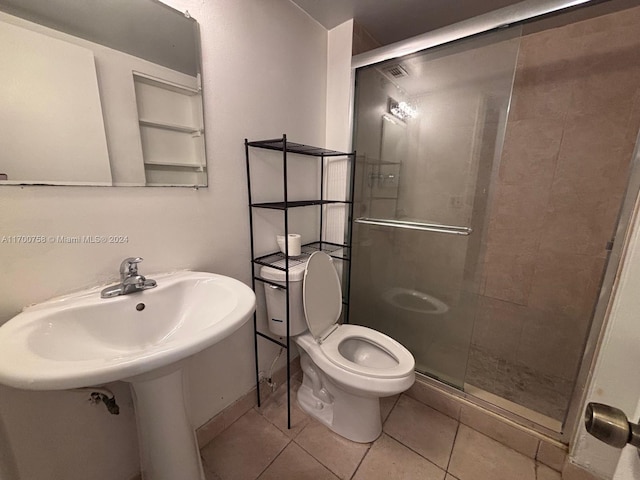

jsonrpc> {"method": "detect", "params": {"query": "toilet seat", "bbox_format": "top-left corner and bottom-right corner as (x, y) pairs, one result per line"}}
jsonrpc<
(320, 324), (415, 379)
(302, 252), (414, 380)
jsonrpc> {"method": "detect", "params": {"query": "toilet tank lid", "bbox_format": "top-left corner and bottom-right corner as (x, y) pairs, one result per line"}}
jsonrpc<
(260, 261), (307, 282)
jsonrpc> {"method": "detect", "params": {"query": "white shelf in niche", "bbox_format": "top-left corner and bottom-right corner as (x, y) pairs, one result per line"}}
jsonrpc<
(138, 118), (203, 135)
(144, 160), (205, 169)
(133, 71), (205, 185)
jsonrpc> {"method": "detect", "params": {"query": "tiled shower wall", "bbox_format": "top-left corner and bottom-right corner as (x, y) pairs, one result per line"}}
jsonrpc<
(468, 5), (640, 420)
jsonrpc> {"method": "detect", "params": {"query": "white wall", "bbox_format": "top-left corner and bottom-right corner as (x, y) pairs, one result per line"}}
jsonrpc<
(0, 0), (329, 478)
(571, 192), (640, 478)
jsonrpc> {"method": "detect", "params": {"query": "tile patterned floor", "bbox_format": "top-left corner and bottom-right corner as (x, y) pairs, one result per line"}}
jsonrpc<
(200, 382), (561, 480)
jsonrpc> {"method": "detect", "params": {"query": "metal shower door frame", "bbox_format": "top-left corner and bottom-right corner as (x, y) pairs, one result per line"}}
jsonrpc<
(346, 0), (631, 444)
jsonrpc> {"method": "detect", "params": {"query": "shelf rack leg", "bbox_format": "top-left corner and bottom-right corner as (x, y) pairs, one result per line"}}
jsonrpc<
(282, 134), (291, 431)
(245, 138), (261, 407)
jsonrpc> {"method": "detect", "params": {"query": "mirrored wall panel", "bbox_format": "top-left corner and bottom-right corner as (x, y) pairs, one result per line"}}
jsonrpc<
(0, 0), (206, 186)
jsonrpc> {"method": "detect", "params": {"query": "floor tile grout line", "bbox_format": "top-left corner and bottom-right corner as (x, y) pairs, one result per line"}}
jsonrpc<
(253, 436), (294, 480)
(382, 429), (449, 474)
(348, 441), (374, 480)
(445, 420), (462, 474)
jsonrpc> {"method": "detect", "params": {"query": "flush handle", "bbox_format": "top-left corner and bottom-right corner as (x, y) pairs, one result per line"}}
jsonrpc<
(585, 402), (640, 450)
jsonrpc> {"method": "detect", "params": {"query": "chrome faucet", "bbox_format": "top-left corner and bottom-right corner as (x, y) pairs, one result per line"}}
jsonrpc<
(100, 257), (157, 298)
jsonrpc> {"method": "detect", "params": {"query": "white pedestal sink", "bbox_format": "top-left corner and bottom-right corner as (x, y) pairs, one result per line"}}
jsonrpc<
(0, 271), (256, 480)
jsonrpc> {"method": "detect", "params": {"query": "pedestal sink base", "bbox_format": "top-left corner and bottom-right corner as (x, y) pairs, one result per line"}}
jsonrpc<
(130, 368), (205, 480)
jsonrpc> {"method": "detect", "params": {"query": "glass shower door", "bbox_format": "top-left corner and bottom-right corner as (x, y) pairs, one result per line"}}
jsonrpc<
(350, 29), (521, 389)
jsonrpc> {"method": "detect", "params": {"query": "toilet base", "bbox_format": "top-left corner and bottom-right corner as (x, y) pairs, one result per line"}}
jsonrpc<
(297, 364), (383, 443)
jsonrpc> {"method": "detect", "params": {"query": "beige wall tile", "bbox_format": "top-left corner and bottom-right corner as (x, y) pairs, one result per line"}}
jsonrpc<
(353, 434), (446, 480)
(449, 425), (536, 480)
(459, 405), (539, 458)
(223, 388), (257, 428)
(485, 183), (550, 255)
(528, 251), (603, 322)
(538, 190), (620, 257)
(482, 248), (536, 306)
(518, 26), (583, 68)
(499, 118), (564, 187)
(552, 114), (634, 199)
(471, 296), (525, 363)
(508, 27), (578, 122)
(537, 440), (567, 472)
(515, 306), (585, 380)
(405, 379), (461, 420)
(196, 411), (225, 449)
(383, 395), (458, 469)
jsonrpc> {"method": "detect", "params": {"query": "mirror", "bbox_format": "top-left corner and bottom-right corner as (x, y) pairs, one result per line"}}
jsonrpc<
(0, 0), (206, 187)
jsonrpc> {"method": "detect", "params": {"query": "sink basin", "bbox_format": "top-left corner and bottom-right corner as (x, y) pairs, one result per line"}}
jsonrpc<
(0, 270), (256, 480)
(0, 271), (256, 390)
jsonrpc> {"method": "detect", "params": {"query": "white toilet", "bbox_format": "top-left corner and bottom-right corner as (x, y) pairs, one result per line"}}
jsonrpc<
(261, 251), (415, 443)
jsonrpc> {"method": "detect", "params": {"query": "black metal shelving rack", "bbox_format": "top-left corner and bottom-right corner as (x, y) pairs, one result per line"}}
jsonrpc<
(244, 134), (356, 429)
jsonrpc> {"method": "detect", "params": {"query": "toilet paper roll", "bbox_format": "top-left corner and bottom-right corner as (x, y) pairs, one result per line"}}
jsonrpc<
(276, 234), (301, 256)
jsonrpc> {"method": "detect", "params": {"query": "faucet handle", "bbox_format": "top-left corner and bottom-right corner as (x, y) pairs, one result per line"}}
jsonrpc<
(120, 257), (143, 278)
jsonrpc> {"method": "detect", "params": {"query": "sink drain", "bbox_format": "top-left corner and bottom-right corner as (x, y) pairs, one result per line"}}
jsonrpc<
(136, 303), (145, 311)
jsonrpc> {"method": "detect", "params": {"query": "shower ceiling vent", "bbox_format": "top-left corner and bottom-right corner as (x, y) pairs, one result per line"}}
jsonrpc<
(383, 64), (409, 78)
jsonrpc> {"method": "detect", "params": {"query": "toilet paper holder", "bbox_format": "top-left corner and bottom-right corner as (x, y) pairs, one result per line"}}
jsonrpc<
(585, 402), (640, 456)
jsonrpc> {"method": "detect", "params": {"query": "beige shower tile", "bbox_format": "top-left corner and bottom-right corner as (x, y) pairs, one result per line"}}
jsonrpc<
(538, 190), (619, 257)
(482, 249), (536, 306)
(353, 434), (446, 480)
(295, 420), (370, 480)
(569, 65), (640, 121)
(552, 113), (633, 198)
(528, 251), (603, 322)
(518, 26), (583, 67)
(459, 404), (539, 458)
(509, 29), (577, 123)
(485, 183), (549, 254)
(569, 5), (640, 35)
(406, 379), (461, 420)
(471, 296), (525, 363)
(499, 118), (563, 187)
(383, 395), (458, 469)
(257, 442), (338, 480)
(201, 409), (289, 480)
(516, 308), (586, 380)
(449, 425), (536, 480)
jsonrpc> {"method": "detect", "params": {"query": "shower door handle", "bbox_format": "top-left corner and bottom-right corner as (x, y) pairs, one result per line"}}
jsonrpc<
(355, 217), (472, 236)
(585, 403), (640, 451)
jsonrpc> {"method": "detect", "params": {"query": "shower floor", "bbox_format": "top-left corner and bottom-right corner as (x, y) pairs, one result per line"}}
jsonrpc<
(465, 346), (574, 423)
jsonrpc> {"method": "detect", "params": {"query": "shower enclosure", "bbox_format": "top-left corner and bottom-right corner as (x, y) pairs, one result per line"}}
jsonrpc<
(350, 1), (640, 436)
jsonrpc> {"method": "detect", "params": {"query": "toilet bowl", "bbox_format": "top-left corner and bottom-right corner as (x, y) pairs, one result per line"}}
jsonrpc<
(261, 252), (415, 443)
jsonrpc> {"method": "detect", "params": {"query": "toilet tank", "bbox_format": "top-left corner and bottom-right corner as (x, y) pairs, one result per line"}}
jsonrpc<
(260, 261), (308, 337)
